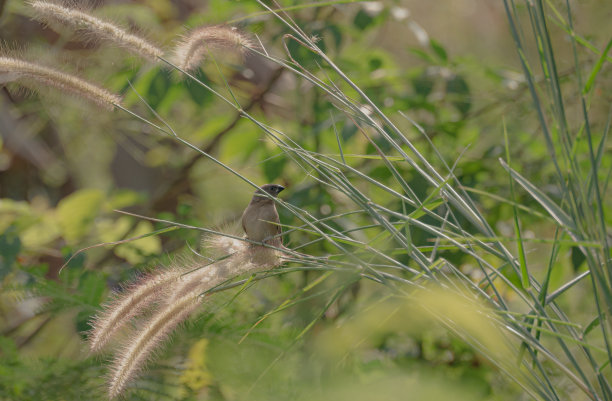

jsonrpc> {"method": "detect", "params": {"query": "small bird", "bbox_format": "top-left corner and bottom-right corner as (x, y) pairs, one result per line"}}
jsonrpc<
(241, 184), (285, 247)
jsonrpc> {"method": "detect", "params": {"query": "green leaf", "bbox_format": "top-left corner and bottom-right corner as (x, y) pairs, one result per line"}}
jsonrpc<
(368, 57), (383, 71)
(186, 69), (213, 106)
(75, 309), (95, 339)
(571, 246), (586, 271)
(430, 39), (448, 63)
(78, 271), (107, 306)
(105, 189), (146, 210)
(583, 316), (600, 337)
(353, 9), (374, 30)
(0, 229), (21, 279)
(504, 122), (529, 290)
(409, 199), (445, 220)
(114, 221), (162, 264)
(446, 74), (471, 115)
(147, 69), (171, 110)
(409, 48), (435, 63)
(499, 159), (577, 233)
(583, 36), (612, 94)
(56, 189), (104, 244)
(413, 70), (435, 98)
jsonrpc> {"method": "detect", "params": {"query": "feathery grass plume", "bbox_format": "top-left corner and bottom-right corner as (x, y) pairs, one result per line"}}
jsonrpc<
(108, 292), (200, 399)
(28, 0), (163, 61)
(88, 268), (182, 353)
(201, 224), (246, 259)
(106, 237), (281, 398)
(170, 238), (281, 303)
(0, 56), (121, 109)
(172, 25), (254, 71)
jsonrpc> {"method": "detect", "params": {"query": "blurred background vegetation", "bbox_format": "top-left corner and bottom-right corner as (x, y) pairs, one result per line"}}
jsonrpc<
(0, 0), (610, 400)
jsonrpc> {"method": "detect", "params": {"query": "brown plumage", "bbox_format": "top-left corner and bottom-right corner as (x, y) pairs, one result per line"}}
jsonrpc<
(241, 184), (285, 247)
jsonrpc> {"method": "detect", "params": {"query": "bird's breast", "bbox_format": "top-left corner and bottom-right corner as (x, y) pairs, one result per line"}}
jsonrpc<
(242, 201), (280, 242)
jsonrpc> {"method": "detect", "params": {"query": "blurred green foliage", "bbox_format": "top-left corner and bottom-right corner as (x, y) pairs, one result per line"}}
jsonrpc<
(0, 0), (610, 400)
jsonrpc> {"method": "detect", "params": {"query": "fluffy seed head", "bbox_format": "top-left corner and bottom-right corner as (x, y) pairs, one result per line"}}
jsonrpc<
(172, 25), (254, 71)
(170, 239), (282, 303)
(29, 0), (163, 60)
(107, 293), (200, 399)
(202, 227), (248, 259)
(92, 229), (283, 398)
(0, 56), (121, 109)
(107, 242), (282, 397)
(88, 268), (182, 353)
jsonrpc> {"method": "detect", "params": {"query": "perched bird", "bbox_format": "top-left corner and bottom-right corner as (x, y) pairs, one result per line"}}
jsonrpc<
(241, 184), (285, 246)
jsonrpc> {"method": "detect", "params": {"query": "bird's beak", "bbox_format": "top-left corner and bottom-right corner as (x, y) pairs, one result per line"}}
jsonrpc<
(278, 185), (285, 193)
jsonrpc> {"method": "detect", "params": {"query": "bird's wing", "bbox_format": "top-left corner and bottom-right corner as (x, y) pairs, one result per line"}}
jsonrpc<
(241, 206), (249, 235)
(272, 207), (282, 234)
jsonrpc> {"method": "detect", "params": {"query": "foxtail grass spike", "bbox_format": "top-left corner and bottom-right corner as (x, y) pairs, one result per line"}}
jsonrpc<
(107, 293), (200, 399)
(172, 25), (253, 71)
(0, 56), (121, 109)
(94, 233), (281, 398)
(29, 1), (163, 60)
(88, 268), (182, 353)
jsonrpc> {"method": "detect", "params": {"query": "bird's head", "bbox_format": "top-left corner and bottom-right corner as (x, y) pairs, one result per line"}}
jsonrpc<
(255, 184), (285, 198)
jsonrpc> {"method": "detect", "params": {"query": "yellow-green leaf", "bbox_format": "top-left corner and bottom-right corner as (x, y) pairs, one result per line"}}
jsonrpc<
(56, 189), (104, 243)
(114, 221), (162, 264)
